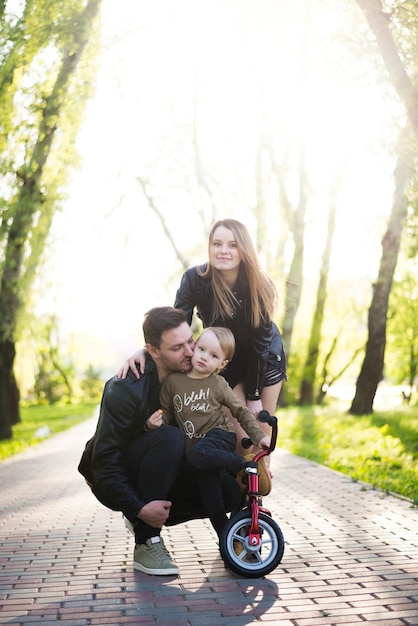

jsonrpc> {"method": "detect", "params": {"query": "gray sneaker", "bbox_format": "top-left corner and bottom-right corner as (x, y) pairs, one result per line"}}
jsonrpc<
(133, 536), (179, 575)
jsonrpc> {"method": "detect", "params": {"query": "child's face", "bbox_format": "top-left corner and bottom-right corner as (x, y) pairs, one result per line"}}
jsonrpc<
(191, 330), (228, 378)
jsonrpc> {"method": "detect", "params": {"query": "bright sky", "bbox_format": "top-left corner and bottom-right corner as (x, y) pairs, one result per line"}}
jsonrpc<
(42, 0), (400, 376)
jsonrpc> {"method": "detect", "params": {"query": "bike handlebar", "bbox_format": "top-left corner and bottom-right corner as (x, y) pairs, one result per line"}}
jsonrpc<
(258, 409), (277, 427)
(241, 410), (278, 457)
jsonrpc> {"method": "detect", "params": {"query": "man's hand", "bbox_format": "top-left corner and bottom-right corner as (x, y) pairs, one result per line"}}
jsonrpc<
(137, 500), (172, 528)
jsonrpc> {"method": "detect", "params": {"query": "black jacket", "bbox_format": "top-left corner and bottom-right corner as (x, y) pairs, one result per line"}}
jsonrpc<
(78, 355), (161, 521)
(174, 265), (284, 400)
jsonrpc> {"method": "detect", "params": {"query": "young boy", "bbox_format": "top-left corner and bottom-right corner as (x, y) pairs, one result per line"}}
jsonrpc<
(146, 326), (272, 538)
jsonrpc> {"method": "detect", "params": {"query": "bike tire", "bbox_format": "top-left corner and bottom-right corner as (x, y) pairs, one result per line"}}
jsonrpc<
(220, 511), (285, 577)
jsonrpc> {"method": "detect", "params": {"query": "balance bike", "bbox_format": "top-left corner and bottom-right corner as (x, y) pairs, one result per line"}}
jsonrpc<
(219, 410), (285, 577)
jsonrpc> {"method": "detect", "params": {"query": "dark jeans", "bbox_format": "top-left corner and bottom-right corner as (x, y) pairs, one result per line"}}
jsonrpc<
(186, 429), (244, 534)
(124, 425), (184, 544)
(187, 429), (243, 473)
(123, 426), (241, 544)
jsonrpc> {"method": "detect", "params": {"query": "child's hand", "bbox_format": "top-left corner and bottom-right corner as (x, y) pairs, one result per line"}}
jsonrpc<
(146, 409), (163, 430)
(258, 436), (271, 450)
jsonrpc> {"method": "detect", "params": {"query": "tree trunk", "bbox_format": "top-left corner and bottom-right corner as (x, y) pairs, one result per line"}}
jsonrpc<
(317, 343), (363, 405)
(350, 129), (413, 414)
(299, 169), (341, 404)
(0, 340), (20, 438)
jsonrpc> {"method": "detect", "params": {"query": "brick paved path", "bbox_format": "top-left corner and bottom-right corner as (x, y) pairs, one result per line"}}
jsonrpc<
(0, 417), (417, 626)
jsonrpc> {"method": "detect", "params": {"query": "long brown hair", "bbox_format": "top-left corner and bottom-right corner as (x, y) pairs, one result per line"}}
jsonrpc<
(198, 219), (277, 327)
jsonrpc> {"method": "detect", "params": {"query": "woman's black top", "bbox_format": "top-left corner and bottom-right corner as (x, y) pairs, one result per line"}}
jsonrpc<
(174, 265), (284, 400)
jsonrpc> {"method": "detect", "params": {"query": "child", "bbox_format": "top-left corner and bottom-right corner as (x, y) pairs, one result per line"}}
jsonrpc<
(146, 327), (272, 537)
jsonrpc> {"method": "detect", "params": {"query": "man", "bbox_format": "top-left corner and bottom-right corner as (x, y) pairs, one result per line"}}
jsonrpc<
(78, 307), (241, 576)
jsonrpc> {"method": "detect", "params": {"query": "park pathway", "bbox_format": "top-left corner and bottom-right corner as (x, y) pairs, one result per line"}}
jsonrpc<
(0, 416), (417, 625)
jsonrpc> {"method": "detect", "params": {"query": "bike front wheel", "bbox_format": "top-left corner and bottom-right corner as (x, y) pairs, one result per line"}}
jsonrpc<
(220, 511), (285, 577)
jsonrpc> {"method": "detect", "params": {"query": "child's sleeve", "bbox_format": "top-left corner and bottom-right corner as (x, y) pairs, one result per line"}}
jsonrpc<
(159, 377), (175, 424)
(219, 377), (265, 445)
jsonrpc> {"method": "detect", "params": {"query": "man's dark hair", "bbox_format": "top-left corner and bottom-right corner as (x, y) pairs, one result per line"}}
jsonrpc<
(143, 307), (188, 348)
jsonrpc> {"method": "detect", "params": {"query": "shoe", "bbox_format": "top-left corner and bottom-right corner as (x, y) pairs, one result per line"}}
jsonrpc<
(133, 536), (179, 576)
(123, 515), (135, 535)
(236, 454), (272, 496)
(233, 539), (244, 556)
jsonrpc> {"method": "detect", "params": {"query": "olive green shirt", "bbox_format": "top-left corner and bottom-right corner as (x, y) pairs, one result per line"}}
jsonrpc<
(159, 372), (265, 451)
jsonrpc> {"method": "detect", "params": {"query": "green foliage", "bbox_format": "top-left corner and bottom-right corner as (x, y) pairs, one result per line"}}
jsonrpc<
(31, 313), (76, 403)
(277, 402), (418, 504)
(285, 278), (368, 404)
(34, 351), (74, 403)
(80, 365), (104, 402)
(386, 269), (418, 398)
(0, 401), (96, 460)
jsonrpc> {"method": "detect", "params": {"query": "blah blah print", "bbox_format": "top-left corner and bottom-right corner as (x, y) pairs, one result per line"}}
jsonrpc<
(173, 386), (211, 440)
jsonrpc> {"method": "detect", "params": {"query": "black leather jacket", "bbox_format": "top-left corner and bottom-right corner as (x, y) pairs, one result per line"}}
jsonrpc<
(174, 265), (284, 400)
(78, 355), (161, 521)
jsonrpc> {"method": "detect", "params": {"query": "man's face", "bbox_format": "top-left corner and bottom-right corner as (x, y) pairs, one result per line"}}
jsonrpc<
(147, 322), (195, 380)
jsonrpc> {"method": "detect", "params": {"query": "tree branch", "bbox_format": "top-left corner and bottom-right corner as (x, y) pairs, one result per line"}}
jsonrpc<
(355, 0), (418, 135)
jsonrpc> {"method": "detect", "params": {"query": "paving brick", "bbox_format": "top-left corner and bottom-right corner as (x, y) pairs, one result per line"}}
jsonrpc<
(0, 418), (417, 625)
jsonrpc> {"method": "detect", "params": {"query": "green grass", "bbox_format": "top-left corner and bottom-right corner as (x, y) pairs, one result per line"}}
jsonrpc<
(0, 403), (97, 462)
(276, 403), (418, 504)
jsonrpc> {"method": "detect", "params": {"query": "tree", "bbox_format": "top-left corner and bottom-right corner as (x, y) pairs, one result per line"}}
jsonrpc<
(80, 365), (103, 402)
(33, 314), (75, 404)
(349, 0), (418, 413)
(0, 0), (102, 439)
(350, 129), (414, 414)
(278, 146), (308, 364)
(316, 340), (363, 405)
(299, 168), (342, 405)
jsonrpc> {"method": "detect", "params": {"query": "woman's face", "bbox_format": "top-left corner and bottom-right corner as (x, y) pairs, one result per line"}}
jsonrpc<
(209, 226), (242, 274)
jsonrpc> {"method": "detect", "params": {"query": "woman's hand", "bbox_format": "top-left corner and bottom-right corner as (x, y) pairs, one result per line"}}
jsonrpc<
(117, 348), (147, 379)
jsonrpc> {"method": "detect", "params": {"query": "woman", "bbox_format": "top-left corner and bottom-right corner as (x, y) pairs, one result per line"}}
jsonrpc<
(121, 219), (286, 458)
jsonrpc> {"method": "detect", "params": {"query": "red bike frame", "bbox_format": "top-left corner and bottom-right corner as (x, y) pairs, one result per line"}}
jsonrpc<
(242, 410), (278, 547)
